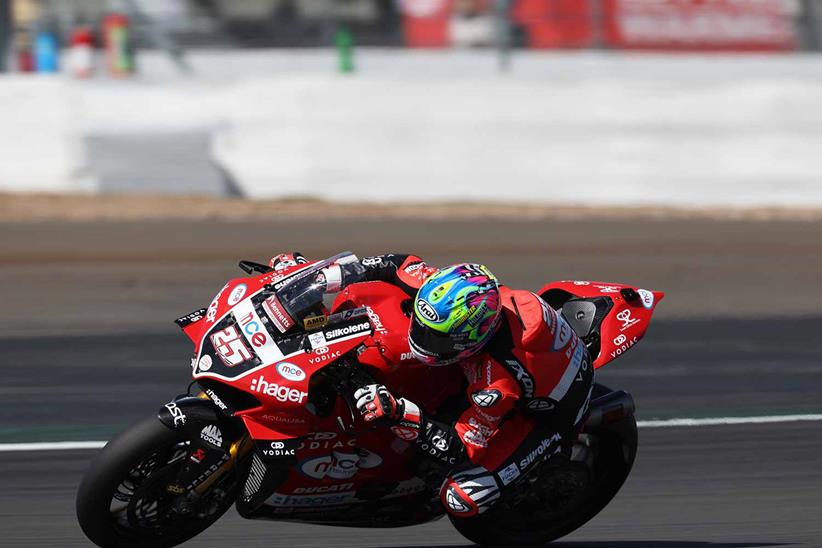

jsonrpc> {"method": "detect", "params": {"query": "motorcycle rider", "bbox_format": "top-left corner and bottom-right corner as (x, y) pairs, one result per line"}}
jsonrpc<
(275, 252), (594, 518)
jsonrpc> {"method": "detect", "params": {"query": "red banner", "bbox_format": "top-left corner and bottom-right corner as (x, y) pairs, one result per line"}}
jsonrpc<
(603, 0), (797, 51)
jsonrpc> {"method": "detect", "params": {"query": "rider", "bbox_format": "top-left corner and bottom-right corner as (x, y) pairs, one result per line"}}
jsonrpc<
(274, 252), (594, 518)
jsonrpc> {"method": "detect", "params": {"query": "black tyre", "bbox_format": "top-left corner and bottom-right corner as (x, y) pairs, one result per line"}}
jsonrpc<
(450, 383), (638, 546)
(76, 415), (241, 548)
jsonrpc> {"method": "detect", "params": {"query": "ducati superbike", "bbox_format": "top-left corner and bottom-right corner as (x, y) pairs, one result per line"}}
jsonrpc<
(76, 252), (664, 546)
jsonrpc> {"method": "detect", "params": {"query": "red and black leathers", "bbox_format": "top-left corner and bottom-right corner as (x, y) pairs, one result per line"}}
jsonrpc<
(337, 253), (595, 516)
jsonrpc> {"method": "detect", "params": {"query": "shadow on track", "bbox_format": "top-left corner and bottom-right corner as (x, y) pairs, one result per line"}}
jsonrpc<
(406, 543), (790, 548)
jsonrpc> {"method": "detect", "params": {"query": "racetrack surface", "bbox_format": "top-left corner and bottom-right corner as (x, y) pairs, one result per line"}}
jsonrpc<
(1, 218), (821, 546)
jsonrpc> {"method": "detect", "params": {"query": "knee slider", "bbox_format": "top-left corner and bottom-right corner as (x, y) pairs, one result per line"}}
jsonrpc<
(440, 467), (500, 518)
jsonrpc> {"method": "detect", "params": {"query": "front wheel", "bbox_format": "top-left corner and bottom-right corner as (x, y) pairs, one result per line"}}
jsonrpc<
(76, 415), (242, 548)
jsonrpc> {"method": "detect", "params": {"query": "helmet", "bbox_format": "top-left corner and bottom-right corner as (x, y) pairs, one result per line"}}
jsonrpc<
(409, 263), (502, 366)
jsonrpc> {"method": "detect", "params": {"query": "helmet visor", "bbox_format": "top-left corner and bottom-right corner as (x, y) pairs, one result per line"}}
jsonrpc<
(409, 315), (465, 364)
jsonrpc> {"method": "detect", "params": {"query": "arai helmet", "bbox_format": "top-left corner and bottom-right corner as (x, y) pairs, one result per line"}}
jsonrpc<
(409, 263), (502, 366)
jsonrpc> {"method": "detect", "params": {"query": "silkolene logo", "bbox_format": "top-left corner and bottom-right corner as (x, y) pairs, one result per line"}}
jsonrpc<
(250, 375), (307, 403)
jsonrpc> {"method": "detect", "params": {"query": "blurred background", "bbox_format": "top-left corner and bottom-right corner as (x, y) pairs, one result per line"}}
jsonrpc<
(1, 1), (822, 547)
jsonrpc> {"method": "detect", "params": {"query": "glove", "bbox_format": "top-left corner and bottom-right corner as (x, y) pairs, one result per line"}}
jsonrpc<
(269, 252), (308, 272)
(355, 384), (403, 423)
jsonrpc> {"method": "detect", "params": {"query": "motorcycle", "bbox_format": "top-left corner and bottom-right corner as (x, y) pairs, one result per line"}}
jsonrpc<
(76, 252), (664, 547)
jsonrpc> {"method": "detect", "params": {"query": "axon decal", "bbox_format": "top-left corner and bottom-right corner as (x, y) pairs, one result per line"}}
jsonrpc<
(299, 449), (383, 480)
(505, 359), (535, 398)
(250, 375), (307, 403)
(616, 309), (641, 331)
(611, 335), (638, 359)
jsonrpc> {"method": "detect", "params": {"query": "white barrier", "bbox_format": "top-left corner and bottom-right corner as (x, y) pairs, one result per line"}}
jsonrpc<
(212, 73), (822, 207)
(0, 76), (93, 193)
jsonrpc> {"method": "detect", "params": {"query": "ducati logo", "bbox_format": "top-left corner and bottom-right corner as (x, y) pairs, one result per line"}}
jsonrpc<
(471, 389), (501, 408)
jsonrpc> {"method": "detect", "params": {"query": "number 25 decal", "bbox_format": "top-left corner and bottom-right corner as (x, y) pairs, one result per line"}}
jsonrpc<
(210, 325), (253, 367)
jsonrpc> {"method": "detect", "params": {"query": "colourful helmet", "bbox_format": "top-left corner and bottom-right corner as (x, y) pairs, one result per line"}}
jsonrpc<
(409, 263), (502, 366)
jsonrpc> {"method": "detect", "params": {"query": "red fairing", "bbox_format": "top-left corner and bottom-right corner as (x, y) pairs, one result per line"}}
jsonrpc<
(537, 280), (664, 369)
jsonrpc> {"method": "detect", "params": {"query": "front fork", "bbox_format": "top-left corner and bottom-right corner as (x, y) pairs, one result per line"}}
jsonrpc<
(158, 395), (254, 502)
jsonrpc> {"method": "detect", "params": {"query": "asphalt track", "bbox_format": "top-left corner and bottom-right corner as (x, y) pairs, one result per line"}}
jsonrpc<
(1, 219), (821, 547)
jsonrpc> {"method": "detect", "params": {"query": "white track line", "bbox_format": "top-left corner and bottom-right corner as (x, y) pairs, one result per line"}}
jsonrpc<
(637, 414), (822, 428)
(1, 414), (821, 452)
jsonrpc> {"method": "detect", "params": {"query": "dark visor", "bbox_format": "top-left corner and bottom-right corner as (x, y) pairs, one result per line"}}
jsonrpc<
(409, 315), (462, 362)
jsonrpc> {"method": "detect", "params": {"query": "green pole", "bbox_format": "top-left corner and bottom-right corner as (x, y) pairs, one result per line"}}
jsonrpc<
(0, 0), (10, 72)
(335, 27), (354, 74)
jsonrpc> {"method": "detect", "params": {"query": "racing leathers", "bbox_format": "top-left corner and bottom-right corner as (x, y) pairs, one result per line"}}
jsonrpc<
(326, 253), (595, 518)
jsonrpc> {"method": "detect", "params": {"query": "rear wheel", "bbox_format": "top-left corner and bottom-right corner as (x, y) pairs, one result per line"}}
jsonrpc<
(450, 383), (638, 546)
(76, 415), (242, 548)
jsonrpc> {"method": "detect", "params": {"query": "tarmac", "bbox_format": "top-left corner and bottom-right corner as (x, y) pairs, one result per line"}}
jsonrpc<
(1, 217), (820, 546)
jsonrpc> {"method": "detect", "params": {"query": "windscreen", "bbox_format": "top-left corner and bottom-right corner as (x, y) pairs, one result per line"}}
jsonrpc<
(273, 251), (358, 323)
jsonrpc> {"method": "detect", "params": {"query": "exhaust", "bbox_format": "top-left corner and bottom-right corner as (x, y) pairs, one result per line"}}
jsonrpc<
(584, 390), (635, 428)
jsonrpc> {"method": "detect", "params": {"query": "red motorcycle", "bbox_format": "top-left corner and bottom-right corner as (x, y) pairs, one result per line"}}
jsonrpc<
(76, 252), (663, 547)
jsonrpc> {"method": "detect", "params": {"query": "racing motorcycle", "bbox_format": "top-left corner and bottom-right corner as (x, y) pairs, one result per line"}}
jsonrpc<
(76, 252), (663, 547)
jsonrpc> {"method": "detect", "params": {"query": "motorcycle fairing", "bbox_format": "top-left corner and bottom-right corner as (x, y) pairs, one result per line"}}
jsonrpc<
(538, 280), (664, 369)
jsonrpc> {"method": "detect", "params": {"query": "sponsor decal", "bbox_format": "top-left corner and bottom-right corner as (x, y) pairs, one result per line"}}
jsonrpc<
(186, 455), (229, 489)
(206, 283), (229, 323)
(416, 299), (439, 322)
(210, 325), (253, 367)
(175, 308), (206, 327)
(308, 331), (327, 349)
(204, 388), (228, 411)
(200, 425), (223, 447)
(303, 315), (327, 330)
(445, 487), (472, 514)
(324, 322), (371, 341)
(292, 483), (355, 494)
(198, 354), (213, 371)
(164, 402), (186, 426)
(308, 350), (342, 365)
(616, 309), (641, 331)
(572, 280), (590, 285)
(553, 314), (574, 351)
(167, 484), (186, 494)
(527, 398), (556, 412)
(594, 284), (620, 293)
(462, 418), (494, 448)
(190, 448), (206, 463)
(250, 375), (308, 403)
(637, 288), (655, 309)
(260, 414), (307, 425)
(262, 294), (295, 333)
(498, 462), (521, 486)
(299, 448), (383, 480)
(535, 294), (557, 333)
(610, 335), (639, 359)
(276, 362), (306, 382)
(613, 334), (627, 346)
(431, 432), (450, 451)
(365, 306), (388, 335)
(391, 425), (419, 441)
(298, 434), (357, 451)
(399, 351), (414, 361)
(262, 440), (298, 458)
(266, 492), (356, 507)
(519, 433), (562, 470)
(471, 389), (501, 408)
(237, 310), (270, 348)
(361, 256), (383, 266)
(227, 283), (247, 306)
(404, 261), (424, 273)
(505, 359), (535, 398)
